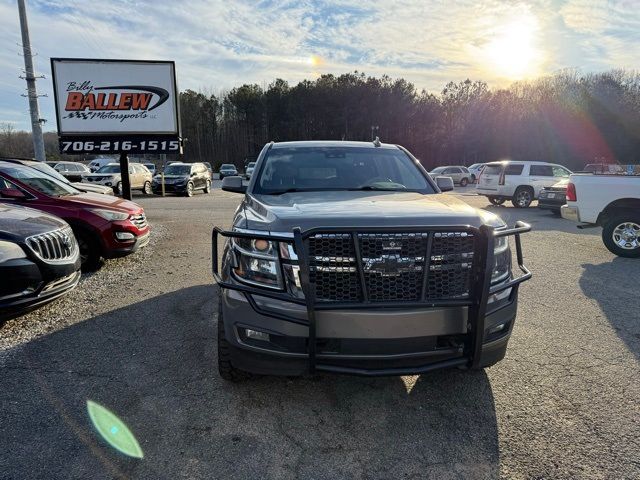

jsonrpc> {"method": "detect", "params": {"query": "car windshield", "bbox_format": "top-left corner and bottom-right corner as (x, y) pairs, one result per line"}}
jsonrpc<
(247, 162), (256, 168)
(468, 163), (481, 169)
(254, 146), (434, 194)
(430, 167), (447, 173)
(164, 165), (191, 175)
(97, 165), (120, 174)
(221, 164), (235, 170)
(0, 164), (79, 197)
(28, 162), (76, 186)
(483, 164), (504, 175)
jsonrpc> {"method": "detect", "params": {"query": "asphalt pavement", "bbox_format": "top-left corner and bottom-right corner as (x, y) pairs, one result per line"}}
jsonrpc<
(1, 185), (638, 479)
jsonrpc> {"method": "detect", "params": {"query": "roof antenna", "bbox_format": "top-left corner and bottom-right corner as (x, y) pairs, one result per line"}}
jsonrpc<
(373, 136), (381, 147)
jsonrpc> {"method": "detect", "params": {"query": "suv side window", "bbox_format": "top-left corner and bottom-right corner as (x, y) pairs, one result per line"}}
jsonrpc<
(530, 165), (554, 176)
(505, 164), (524, 175)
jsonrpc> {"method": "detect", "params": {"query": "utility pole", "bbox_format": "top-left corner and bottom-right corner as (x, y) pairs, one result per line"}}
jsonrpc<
(17, 0), (46, 161)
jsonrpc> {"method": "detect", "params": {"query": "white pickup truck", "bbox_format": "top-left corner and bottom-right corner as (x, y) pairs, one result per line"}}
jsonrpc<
(562, 174), (640, 257)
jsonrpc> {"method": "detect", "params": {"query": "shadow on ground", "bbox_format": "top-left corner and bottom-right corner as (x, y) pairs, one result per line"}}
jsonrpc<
(579, 258), (640, 361)
(1, 285), (499, 479)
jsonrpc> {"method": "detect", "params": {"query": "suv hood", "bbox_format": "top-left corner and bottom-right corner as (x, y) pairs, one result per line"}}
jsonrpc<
(0, 204), (68, 239)
(62, 192), (143, 213)
(244, 191), (504, 231)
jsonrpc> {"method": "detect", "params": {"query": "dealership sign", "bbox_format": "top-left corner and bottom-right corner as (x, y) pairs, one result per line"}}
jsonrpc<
(51, 58), (181, 154)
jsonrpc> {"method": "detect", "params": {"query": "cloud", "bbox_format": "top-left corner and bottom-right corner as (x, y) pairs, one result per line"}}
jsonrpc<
(0, 0), (637, 130)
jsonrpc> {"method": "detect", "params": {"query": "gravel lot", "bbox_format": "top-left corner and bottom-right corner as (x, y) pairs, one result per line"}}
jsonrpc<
(1, 185), (638, 479)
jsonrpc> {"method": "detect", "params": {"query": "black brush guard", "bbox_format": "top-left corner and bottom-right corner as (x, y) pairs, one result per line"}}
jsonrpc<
(212, 222), (531, 375)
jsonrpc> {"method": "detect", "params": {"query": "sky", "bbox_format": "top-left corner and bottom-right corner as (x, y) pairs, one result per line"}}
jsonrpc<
(0, 0), (638, 131)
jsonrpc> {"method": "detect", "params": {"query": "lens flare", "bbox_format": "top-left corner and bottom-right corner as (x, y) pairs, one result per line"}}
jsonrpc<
(87, 400), (144, 459)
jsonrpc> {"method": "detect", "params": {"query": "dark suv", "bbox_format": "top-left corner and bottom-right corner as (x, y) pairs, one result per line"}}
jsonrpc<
(213, 141), (531, 380)
(1, 204), (80, 320)
(152, 162), (211, 196)
(0, 161), (150, 270)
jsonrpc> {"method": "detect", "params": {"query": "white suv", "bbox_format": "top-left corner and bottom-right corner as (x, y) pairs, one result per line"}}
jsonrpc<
(477, 161), (572, 208)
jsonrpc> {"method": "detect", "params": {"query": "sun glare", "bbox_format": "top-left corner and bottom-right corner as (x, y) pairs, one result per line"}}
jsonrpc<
(306, 55), (322, 67)
(483, 15), (542, 80)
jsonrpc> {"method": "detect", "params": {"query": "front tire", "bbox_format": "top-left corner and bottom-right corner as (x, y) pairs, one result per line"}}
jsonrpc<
(512, 187), (533, 208)
(72, 227), (101, 271)
(204, 180), (211, 193)
(185, 182), (194, 197)
(143, 181), (152, 195)
(217, 296), (252, 382)
(115, 181), (122, 196)
(602, 214), (640, 258)
(489, 196), (506, 206)
(460, 177), (469, 187)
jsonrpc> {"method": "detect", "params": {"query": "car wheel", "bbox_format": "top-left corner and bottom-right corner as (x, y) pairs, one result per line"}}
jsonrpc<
(115, 181), (122, 195)
(143, 181), (152, 195)
(204, 180), (211, 194)
(488, 196), (506, 206)
(512, 187), (533, 208)
(217, 296), (252, 382)
(602, 214), (640, 258)
(460, 177), (469, 187)
(186, 182), (194, 197)
(72, 227), (101, 271)
(470, 174), (476, 183)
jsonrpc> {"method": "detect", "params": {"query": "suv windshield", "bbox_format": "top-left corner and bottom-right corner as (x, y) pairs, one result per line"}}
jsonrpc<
(164, 165), (191, 175)
(221, 164), (235, 170)
(0, 164), (78, 197)
(97, 165), (120, 174)
(254, 146), (435, 194)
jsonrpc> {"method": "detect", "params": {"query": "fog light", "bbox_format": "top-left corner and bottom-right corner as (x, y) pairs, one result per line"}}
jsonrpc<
(489, 323), (506, 334)
(245, 329), (270, 342)
(115, 232), (135, 241)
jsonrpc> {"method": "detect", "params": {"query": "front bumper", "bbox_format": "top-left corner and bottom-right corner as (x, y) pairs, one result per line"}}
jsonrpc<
(0, 258), (81, 321)
(213, 222), (531, 376)
(152, 182), (188, 194)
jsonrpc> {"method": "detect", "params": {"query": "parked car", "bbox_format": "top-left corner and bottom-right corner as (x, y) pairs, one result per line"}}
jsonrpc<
(0, 158), (114, 195)
(467, 163), (486, 183)
(219, 164), (238, 179)
(245, 161), (257, 179)
(582, 164), (624, 174)
(152, 162), (211, 196)
(213, 140), (531, 380)
(538, 179), (569, 215)
(88, 157), (116, 172)
(429, 166), (472, 186)
(0, 203), (81, 321)
(45, 161), (91, 182)
(476, 161), (572, 208)
(0, 161), (150, 270)
(562, 173), (640, 257)
(83, 163), (153, 195)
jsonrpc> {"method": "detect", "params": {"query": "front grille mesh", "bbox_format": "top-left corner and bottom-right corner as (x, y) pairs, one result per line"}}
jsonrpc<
(26, 226), (77, 262)
(307, 231), (475, 303)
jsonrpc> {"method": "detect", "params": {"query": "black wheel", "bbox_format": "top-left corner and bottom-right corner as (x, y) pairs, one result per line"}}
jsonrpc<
(185, 182), (194, 197)
(115, 181), (122, 196)
(512, 187), (533, 208)
(72, 227), (101, 271)
(602, 213), (640, 258)
(460, 177), (469, 187)
(489, 196), (506, 206)
(217, 296), (252, 382)
(204, 180), (211, 194)
(143, 181), (152, 195)
(470, 174), (476, 183)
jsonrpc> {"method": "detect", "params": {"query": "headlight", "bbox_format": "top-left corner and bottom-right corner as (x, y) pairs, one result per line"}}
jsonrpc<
(91, 209), (130, 221)
(491, 234), (511, 284)
(231, 237), (282, 289)
(0, 240), (27, 263)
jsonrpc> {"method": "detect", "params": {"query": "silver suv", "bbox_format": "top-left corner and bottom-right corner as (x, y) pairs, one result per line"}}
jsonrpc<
(212, 141), (531, 380)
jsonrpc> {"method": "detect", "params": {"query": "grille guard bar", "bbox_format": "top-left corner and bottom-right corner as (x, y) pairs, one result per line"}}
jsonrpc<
(212, 221), (532, 373)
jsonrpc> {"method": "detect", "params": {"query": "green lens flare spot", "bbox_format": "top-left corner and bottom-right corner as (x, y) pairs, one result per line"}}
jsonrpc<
(87, 400), (144, 459)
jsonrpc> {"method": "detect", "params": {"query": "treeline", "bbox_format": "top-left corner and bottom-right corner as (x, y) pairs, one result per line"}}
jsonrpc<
(2, 70), (639, 170)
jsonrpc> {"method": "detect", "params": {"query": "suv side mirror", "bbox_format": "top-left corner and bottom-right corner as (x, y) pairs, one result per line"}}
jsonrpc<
(0, 188), (27, 200)
(435, 176), (454, 192)
(222, 176), (247, 193)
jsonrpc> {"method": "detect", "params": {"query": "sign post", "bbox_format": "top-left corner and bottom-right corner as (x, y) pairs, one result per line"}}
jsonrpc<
(51, 59), (181, 199)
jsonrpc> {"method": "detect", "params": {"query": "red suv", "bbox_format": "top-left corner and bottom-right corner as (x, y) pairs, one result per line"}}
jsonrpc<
(0, 160), (150, 270)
